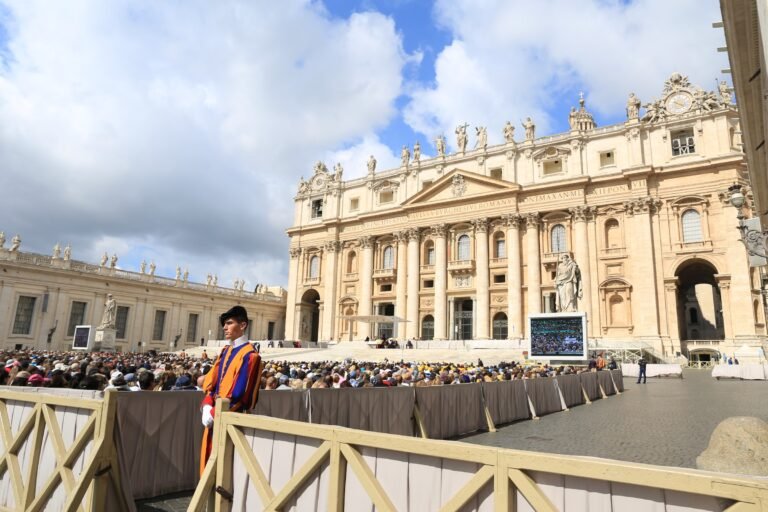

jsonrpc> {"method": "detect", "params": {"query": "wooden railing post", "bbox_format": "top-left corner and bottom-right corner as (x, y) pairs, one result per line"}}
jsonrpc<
(214, 398), (232, 512)
(327, 432), (346, 512)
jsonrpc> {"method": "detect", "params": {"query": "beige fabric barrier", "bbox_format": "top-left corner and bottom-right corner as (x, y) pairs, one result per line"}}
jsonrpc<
(481, 380), (530, 425)
(114, 391), (204, 501)
(309, 387), (415, 436)
(524, 378), (565, 417)
(597, 370), (616, 395)
(414, 384), (486, 439)
(555, 374), (585, 408)
(253, 389), (309, 422)
(579, 372), (602, 401)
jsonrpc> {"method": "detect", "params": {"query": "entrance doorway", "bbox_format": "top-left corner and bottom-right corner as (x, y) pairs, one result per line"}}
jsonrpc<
(376, 303), (395, 339)
(453, 299), (473, 340)
(675, 261), (724, 342)
(299, 289), (320, 342)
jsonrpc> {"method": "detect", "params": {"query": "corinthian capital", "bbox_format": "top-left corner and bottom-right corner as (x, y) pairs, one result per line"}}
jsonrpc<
(430, 223), (447, 238)
(357, 235), (373, 249)
(406, 227), (421, 242)
(394, 230), (409, 244)
(324, 240), (341, 253)
(501, 213), (523, 229)
(569, 205), (596, 222)
(525, 213), (540, 229)
(289, 247), (302, 259)
(471, 218), (489, 233)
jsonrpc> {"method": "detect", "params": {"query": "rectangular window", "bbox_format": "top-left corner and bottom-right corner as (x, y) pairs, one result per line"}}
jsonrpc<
(67, 301), (88, 336)
(187, 313), (199, 343)
(422, 180), (433, 190)
(423, 279), (434, 289)
(152, 310), (167, 340)
(490, 168), (502, 180)
(379, 190), (394, 203)
(350, 197), (359, 211)
(426, 247), (436, 265)
(543, 159), (563, 175)
(671, 129), (695, 155)
(493, 274), (506, 284)
(12, 296), (36, 335)
(311, 198), (323, 218)
(599, 150), (615, 167)
(115, 306), (129, 339)
(380, 284), (392, 293)
(495, 239), (506, 258)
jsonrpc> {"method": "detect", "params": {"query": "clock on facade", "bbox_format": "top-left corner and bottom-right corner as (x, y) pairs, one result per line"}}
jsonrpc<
(665, 92), (693, 115)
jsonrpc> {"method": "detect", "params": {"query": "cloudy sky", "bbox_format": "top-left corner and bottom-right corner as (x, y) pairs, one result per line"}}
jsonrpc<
(0, 0), (727, 289)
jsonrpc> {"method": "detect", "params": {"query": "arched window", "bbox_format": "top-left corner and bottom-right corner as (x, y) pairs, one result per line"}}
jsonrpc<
(551, 224), (567, 253)
(604, 219), (620, 249)
(382, 246), (394, 269)
(681, 209), (703, 243)
(424, 240), (435, 265)
(494, 232), (506, 258)
(346, 251), (357, 274)
(492, 312), (508, 340)
(457, 234), (471, 260)
(421, 315), (434, 340)
(308, 256), (320, 279)
(689, 308), (699, 324)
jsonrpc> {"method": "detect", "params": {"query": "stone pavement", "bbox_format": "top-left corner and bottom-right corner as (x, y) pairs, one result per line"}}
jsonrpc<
(136, 369), (768, 509)
(464, 369), (768, 469)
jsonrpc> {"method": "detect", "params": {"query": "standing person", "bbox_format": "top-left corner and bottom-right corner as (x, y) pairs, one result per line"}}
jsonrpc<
(199, 306), (263, 475)
(637, 356), (647, 384)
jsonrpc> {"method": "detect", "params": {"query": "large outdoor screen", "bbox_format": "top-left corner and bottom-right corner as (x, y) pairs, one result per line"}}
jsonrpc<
(72, 325), (91, 350)
(528, 313), (587, 360)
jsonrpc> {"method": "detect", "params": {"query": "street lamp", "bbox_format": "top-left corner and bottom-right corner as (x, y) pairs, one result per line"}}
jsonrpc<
(727, 183), (768, 260)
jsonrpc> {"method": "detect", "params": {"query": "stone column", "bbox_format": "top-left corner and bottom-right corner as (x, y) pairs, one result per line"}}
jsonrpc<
(395, 231), (408, 331)
(448, 297), (455, 340)
(471, 296), (478, 339)
(504, 214), (523, 338)
(285, 247), (302, 340)
(406, 229), (420, 339)
(358, 236), (374, 339)
(625, 197), (661, 336)
(716, 276), (733, 339)
(473, 218), (490, 338)
(664, 278), (681, 355)
(432, 224), (448, 339)
(320, 241), (340, 341)
(526, 213), (542, 315)
(570, 206), (595, 334)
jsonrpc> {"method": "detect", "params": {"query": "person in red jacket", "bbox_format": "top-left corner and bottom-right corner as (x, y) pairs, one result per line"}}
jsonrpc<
(199, 305), (263, 475)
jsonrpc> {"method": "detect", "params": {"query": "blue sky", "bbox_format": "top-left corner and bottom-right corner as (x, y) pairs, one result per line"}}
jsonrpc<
(0, 0), (727, 287)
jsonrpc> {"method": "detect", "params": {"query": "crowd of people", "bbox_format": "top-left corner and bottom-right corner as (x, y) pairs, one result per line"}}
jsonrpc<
(0, 348), (617, 392)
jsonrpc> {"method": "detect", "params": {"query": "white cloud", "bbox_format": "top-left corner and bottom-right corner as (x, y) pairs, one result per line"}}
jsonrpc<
(405, 0), (726, 149)
(0, 1), (409, 285)
(323, 134), (400, 180)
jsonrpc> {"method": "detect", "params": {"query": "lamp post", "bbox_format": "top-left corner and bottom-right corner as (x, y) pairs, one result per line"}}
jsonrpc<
(727, 183), (768, 260)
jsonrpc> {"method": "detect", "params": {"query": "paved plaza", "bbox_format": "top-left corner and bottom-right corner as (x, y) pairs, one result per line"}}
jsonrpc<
(465, 369), (768, 469)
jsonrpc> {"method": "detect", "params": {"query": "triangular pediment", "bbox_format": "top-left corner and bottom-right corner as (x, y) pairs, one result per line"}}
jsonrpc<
(403, 169), (519, 207)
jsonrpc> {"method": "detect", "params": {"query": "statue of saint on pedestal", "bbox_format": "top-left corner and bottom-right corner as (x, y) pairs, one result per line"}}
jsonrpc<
(626, 92), (641, 120)
(503, 121), (515, 143)
(401, 145), (410, 167)
(149, 261), (156, 276)
(52, 243), (61, 259)
(435, 135), (446, 157)
(110, 254), (118, 268)
(455, 124), (468, 154)
(99, 294), (117, 329)
(63, 245), (71, 261)
(140, 260), (146, 274)
(475, 126), (487, 150)
(367, 155), (377, 175)
(9, 235), (21, 252)
(100, 252), (108, 266)
(413, 141), (421, 162)
(555, 254), (582, 312)
(522, 117), (535, 141)
(0, 232), (5, 249)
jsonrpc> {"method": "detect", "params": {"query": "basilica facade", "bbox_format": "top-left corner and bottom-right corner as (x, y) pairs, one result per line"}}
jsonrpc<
(285, 74), (766, 360)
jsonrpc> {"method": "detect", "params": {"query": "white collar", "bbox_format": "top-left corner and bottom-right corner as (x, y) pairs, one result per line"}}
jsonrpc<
(231, 335), (248, 348)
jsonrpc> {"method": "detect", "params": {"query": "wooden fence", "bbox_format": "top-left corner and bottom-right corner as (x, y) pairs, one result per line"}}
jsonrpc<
(191, 397), (768, 512)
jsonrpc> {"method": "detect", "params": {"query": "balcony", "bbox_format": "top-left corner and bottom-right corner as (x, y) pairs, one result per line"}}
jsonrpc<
(304, 277), (320, 286)
(448, 259), (475, 274)
(674, 240), (713, 254)
(684, 339), (724, 352)
(599, 247), (627, 259)
(373, 268), (396, 281)
(542, 251), (571, 271)
(489, 257), (507, 267)
(343, 272), (358, 282)
(420, 264), (435, 273)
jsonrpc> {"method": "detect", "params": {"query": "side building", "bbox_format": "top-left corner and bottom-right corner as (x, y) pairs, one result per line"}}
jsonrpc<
(0, 247), (286, 352)
(285, 74), (767, 361)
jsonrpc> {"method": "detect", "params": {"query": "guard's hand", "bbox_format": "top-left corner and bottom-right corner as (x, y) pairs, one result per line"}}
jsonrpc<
(201, 405), (214, 428)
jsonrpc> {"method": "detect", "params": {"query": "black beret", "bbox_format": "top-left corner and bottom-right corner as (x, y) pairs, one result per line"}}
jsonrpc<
(219, 305), (249, 326)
